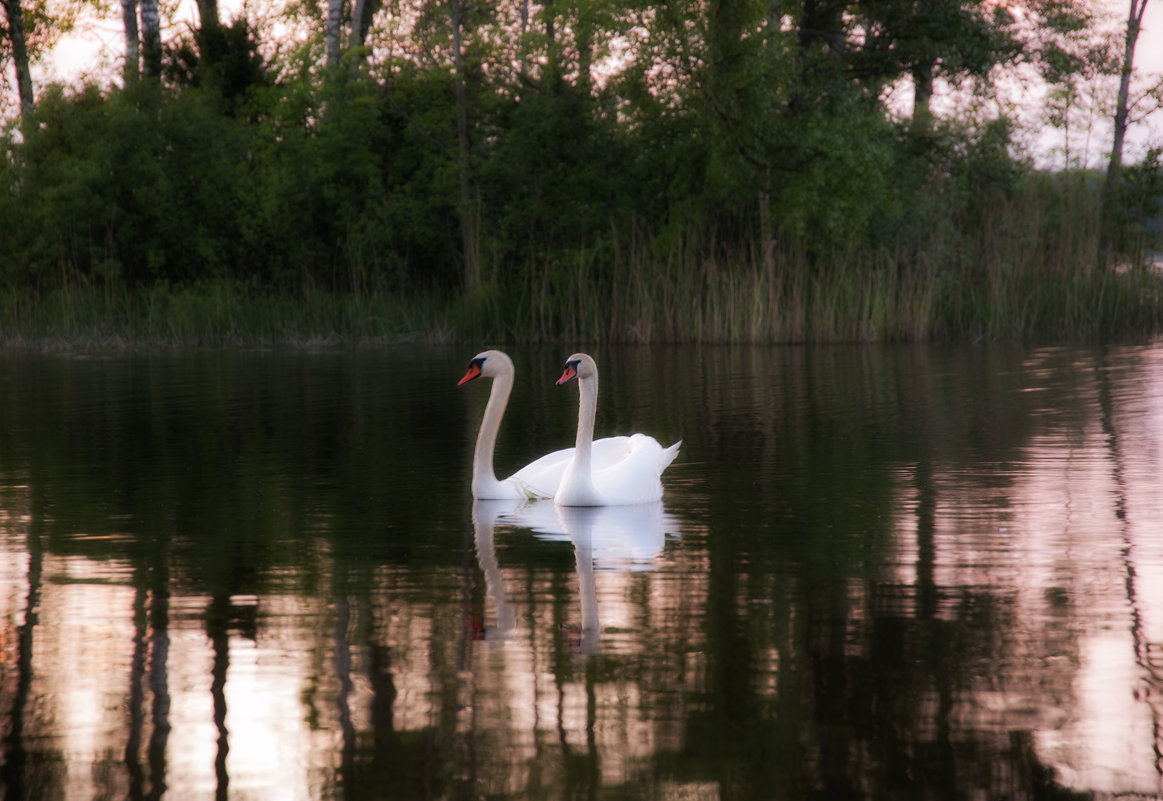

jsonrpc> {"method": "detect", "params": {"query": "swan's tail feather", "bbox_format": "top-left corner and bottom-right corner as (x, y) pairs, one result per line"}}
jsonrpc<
(663, 440), (682, 469)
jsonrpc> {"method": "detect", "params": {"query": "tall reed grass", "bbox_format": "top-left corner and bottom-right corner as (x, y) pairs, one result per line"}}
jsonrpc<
(463, 171), (1163, 344)
(2, 175), (1159, 350)
(0, 283), (453, 351)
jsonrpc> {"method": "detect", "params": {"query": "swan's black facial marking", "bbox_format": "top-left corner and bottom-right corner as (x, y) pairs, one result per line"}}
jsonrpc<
(458, 356), (486, 386)
(556, 359), (580, 386)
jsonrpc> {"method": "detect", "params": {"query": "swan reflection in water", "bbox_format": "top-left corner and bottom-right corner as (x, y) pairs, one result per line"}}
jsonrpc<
(471, 500), (682, 652)
(471, 500), (523, 640)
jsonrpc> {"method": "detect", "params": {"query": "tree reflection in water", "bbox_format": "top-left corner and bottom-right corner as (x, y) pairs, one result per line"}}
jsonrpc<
(0, 345), (1160, 799)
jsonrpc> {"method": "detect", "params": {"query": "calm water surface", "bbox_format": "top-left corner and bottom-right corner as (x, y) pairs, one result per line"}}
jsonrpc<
(1, 343), (1162, 800)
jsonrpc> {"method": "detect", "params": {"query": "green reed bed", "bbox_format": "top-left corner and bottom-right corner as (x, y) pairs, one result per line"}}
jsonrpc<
(2, 253), (1159, 351)
(0, 283), (452, 351)
(467, 238), (1159, 346)
(460, 170), (1161, 344)
(2, 174), (1160, 349)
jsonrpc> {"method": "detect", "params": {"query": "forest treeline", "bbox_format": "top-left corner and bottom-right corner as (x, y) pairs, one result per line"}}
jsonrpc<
(1, 0), (1162, 344)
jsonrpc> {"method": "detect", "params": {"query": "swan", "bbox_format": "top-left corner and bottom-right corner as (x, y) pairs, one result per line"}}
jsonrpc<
(554, 353), (681, 506)
(458, 350), (634, 500)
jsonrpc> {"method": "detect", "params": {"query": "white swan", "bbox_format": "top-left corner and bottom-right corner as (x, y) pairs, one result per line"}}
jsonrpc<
(458, 350), (634, 500)
(554, 353), (681, 506)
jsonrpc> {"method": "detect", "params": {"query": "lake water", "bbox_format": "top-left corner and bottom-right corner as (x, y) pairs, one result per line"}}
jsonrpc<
(1, 343), (1162, 800)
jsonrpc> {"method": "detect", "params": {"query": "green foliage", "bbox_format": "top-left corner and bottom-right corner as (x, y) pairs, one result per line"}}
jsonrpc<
(1105, 148), (1163, 262)
(765, 97), (898, 248)
(852, 0), (1017, 86)
(164, 18), (271, 110)
(2, 80), (255, 286)
(3, 0), (1162, 345)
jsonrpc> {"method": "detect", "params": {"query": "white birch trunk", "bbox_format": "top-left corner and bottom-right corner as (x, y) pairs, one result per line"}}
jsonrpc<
(121, 0), (140, 81)
(1101, 0), (1149, 254)
(2, 0), (35, 120)
(352, 0), (368, 48)
(140, 0), (162, 77)
(326, 0), (344, 69)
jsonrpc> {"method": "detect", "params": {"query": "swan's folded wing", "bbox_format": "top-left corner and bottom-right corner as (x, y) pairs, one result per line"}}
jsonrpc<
(589, 436), (682, 505)
(591, 436), (636, 470)
(505, 446), (574, 498)
(506, 436), (635, 498)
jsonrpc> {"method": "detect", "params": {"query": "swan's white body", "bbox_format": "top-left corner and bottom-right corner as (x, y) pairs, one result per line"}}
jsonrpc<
(459, 350), (631, 500)
(554, 353), (681, 507)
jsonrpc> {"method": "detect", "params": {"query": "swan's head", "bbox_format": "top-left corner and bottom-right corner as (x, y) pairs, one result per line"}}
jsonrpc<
(556, 353), (597, 385)
(458, 350), (514, 386)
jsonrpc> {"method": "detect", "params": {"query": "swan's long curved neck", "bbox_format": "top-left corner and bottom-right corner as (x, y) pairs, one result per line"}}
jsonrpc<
(573, 373), (598, 474)
(474, 371), (514, 485)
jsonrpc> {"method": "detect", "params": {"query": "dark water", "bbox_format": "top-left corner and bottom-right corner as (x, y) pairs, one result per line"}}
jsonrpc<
(1, 343), (1161, 800)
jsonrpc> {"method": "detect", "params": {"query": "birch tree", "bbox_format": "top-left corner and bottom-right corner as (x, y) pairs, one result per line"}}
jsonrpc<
(325, 0), (342, 68)
(141, 0), (161, 77)
(351, 0), (378, 51)
(1101, 0), (1153, 255)
(2, 0), (35, 121)
(325, 0), (380, 72)
(121, 0), (140, 81)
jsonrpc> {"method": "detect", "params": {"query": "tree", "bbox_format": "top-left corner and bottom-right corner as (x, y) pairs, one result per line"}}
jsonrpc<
(1101, 0), (1152, 256)
(3, 0), (79, 122)
(351, 0), (376, 51)
(197, 0), (217, 31)
(450, 0), (480, 298)
(121, 0), (140, 81)
(325, 0), (381, 72)
(141, 0), (161, 77)
(2, 0), (35, 121)
(326, 0), (342, 68)
(849, 1), (1018, 134)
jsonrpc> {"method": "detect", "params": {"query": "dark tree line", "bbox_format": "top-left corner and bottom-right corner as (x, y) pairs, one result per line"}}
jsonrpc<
(0, 0), (1160, 316)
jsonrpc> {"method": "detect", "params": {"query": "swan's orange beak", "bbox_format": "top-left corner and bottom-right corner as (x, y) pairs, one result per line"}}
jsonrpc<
(556, 364), (578, 385)
(458, 363), (482, 386)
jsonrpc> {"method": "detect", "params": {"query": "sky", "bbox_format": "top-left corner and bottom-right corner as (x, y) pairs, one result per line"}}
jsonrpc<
(19, 0), (1163, 168)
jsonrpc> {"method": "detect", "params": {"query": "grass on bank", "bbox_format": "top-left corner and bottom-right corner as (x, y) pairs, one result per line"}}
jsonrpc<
(463, 179), (1163, 345)
(468, 245), (1163, 345)
(3, 253), (1158, 352)
(2, 174), (1161, 350)
(0, 283), (455, 350)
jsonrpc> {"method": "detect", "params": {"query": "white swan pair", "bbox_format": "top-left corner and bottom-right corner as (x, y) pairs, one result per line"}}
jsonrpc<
(458, 350), (681, 506)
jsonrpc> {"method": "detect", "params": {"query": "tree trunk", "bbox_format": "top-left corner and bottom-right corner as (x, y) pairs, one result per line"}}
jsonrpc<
(797, 0), (844, 58)
(197, 0), (218, 30)
(1100, 0), (1148, 256)
(326, 0), (344, 69)
(2, 0), (35, 122)
(575, 12), (592, 98)
(543, 0), (560, 92)
(352, 0), (368, 48)
(348, 0), (379, 70)
(911, 61), (934, 135)
(518, 0), (529, 79)
(140, 0), (162, 77)
(352, 0), (379, 49)
(121, 0), (140, 82)
(450, 0), (481, 299)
